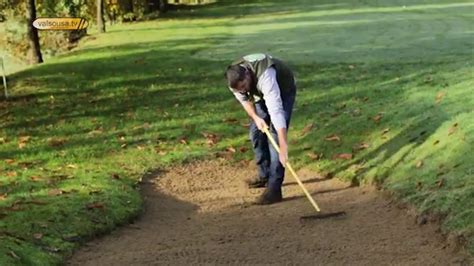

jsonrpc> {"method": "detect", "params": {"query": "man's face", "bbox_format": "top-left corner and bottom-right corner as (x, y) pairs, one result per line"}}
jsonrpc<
(233, 71), (251, 93)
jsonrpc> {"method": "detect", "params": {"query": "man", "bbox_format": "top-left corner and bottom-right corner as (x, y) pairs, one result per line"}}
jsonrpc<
(224, 53), (296, 204)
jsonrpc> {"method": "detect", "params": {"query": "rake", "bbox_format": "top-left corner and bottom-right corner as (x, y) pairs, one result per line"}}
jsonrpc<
(263, 126), (346, 220)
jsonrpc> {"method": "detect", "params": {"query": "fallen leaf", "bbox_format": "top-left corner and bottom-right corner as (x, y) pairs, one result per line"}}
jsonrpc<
(373, 114), (383, 123)
(87, 129), (103, 136)
(23, 200), (48, 205)
(89, 189), (102, 195)
(86, 202), (105, 210)
(223, 118), (238, 124)
(33, 233), (43, 239)
(307, 152), (319, 160)
(30, 176), (42, 182)
(325, 134), (341, 142)
(0, 194), (7, 201)
(435, 91), (445, 104)
(348, 65), (355, 69)
(120, 143), (128, 149)
(416, 181), (423, 190)
(48, 189), (63, 196)
(6, 171), (17, 177)
(333, 153), (353, 160)
(5, 159), (15, 164)
(416, 161), (423, 168)
(66, 164), (78, 169)
(300, 122), (314, 136)
(353, 143), (369, 151)
(8, 251), (20, 260)
(179, 137), (188, 145)
(226, 147), (236, 153)
(239, 147), (248, 153)
(436, 179), (444, 188)
(43, 246), (60, 253)
(47, 138), (66, 147)
(18, 136), (31, 149)
(215, 151), (234, 160)
(201, 132), (219, 146)
(111, 173), (120, 180)
(448, 123), (458, 136)
(241, 122), (251, 128)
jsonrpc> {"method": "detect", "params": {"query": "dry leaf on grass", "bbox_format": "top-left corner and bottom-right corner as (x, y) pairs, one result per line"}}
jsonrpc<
(300, 123), (314, 136)
(448, 123), (458, 136)
(325, 134), (341, 142)
(8, 251), (20, 260)
(333, 153), (353, 160)
(179, 137), (188, 145)
(47, 137), (67, 147)
(226, 147), (236, 153)
(436, 179), (444, 188)
(353, 143), (369, 151)
(307, 152), (320, 160)
(372, 114), (383, 123)
(30, 176), (42, 182)
(6, 171), (17, 177)
(48, 189), (63, 196)
(201, 132), (219, 146)
(223, 118), (238, 124)
(86, 202), (105, 210)
(435, 91), (445, 104)
(18, 136), (31, 149)
(416, 161), (423, 168)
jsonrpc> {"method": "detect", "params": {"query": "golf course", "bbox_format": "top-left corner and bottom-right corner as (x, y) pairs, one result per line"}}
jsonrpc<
(0, 0), (473, 264)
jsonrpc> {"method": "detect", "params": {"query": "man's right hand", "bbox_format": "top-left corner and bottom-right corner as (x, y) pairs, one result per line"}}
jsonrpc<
(253, 116), (268, 131)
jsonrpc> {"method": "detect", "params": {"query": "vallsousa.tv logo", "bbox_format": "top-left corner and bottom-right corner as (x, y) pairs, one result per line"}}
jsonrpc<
(33, 18), (88, 30)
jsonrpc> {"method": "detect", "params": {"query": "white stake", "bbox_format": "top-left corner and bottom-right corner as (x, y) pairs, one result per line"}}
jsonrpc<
(1, 56), (7, 99)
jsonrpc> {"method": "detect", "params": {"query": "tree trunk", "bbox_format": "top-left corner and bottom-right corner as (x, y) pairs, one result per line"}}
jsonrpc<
(26, 0), (43, 64)
(97, 0), (106, 33)
(158, 0), (168, 13)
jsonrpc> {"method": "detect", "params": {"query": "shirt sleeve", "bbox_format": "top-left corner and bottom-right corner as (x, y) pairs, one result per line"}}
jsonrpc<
(229, 87), (249, 104)
(258, 67), (287, 130)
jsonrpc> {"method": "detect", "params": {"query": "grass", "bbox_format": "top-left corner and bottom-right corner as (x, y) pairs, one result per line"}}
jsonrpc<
(0, 0), (473, 263)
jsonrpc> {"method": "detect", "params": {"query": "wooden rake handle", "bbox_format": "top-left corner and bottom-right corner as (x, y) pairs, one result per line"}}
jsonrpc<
(262, 126), (321, 212)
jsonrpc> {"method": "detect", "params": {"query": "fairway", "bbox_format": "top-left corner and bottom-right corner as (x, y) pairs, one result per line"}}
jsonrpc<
(1, 0), (473, 264)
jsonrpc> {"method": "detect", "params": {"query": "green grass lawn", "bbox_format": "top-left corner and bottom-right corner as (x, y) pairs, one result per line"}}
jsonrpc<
(1, 0), (473, 264)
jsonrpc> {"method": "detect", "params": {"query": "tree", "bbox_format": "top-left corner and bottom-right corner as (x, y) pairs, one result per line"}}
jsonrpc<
(26, 0), (43, 64)
(97, 0), (106, 33)
(158, 0), (168, 13)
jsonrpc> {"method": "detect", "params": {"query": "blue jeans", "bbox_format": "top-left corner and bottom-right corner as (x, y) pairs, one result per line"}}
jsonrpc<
(249, 90), (296, 192)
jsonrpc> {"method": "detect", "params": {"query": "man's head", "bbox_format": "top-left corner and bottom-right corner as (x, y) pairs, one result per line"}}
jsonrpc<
(225, 65), (251, 93)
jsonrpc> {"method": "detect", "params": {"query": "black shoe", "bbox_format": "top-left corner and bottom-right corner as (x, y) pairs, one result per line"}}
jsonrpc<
(246, 177), (268, 189)
(255, 188), (282, 205)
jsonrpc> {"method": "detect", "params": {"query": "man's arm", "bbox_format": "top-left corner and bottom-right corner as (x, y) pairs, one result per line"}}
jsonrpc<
(229, 87), (268, 130)
(258, 67), (289, 165)
(240, 101), (268, 131)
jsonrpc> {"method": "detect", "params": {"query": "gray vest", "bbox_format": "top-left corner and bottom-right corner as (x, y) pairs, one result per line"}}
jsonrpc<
(231, 54), (295, 102)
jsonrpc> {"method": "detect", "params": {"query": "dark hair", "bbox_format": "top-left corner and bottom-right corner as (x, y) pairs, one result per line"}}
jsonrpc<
(224, 65), (247, 88)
